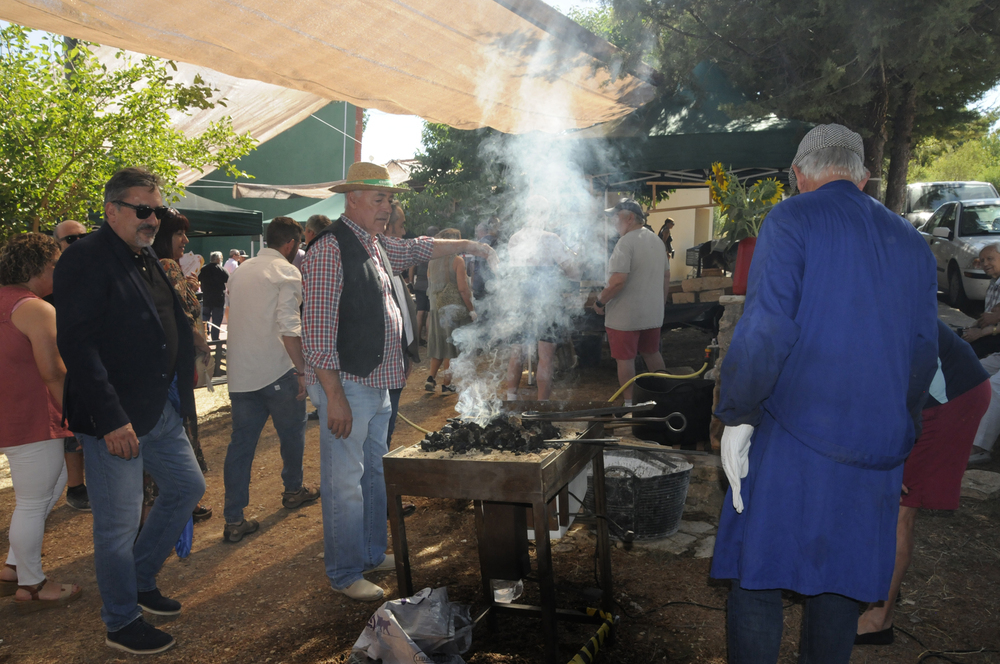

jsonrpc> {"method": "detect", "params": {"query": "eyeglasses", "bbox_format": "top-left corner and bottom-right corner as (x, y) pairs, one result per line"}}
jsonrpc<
(113, 200), (170, 220)
(60, 233), (88, 245)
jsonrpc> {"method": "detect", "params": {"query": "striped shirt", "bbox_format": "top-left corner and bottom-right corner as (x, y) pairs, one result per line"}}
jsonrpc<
(986, 278), (1000, 314)
(301, 215), (434, 390)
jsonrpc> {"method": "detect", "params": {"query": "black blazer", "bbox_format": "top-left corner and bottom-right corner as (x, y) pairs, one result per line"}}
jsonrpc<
(54, 222), (195, 438)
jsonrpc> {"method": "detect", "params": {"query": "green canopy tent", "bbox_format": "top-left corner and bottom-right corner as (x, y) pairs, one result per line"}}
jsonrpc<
(264, 193), (345, 226)
(570, 62), (814, 193)
(172, 190), (263, 236)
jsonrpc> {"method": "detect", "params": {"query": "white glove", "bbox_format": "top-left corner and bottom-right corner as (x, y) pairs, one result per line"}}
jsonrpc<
(469, 311), (478, 322)
(721, 424), (754, 513)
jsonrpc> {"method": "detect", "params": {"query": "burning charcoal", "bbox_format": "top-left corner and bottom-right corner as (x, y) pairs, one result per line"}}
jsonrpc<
(419, 415), (562, 455)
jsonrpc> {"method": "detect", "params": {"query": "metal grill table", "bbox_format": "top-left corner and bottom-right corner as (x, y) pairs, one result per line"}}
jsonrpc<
(384, 405), (614, 664)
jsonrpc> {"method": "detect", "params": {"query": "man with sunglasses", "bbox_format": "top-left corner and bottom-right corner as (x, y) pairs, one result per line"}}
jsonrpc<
(53, 219), (88, 250)
(54, 167), (205, 655)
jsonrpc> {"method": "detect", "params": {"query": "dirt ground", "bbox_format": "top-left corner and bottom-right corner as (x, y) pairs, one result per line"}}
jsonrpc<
(1, 326), (998, 663)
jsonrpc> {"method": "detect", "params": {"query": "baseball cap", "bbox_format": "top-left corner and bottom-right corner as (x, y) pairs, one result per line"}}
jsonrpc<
(788, 124), (864, 192)
(604, 197), (646, 220)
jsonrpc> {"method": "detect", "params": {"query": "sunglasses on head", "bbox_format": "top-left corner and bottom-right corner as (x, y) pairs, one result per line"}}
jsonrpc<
(61, 233), (88, 245)
(113, 200), (170, 220)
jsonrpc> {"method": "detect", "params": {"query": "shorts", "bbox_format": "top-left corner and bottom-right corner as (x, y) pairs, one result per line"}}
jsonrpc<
(606, 326), (661, 360)
(63, 435), (81, 454)
(415, 290), (430, 312)
(902, 379), (990, 510)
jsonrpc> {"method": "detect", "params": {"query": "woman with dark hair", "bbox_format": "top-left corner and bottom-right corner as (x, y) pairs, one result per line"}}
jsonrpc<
(0, 233), (82, 613)
(151, 210), (212, 523)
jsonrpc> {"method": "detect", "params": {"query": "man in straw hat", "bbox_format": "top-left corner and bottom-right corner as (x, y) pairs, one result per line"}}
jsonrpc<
(301, 162), (497, 602)
(710, 125), (939, 662)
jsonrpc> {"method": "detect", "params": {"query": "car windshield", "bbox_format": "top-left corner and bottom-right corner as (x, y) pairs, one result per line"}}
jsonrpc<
(914, 184), (998, 213)
(959, 204), (1000, 236)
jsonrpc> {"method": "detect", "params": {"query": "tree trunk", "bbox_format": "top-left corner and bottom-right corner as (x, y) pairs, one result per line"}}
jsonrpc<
(884, 84), (918, 214)
(861, 61), (889, 201)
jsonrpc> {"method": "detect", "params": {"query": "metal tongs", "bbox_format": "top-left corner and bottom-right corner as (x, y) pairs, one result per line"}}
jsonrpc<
(521, 401), (657, 421)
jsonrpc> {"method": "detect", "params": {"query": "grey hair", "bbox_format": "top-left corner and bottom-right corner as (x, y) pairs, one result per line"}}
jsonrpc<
(795, 146), (866, 184)
(229, 248), (240, 257)
(981, 243), (1000, 256)
(305, 214), (332, 235)
(104, 167), (163, 205)
(210, 251), (223, 264)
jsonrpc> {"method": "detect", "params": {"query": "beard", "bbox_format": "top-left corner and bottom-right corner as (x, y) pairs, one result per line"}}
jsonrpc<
(134, 223), (158, 248)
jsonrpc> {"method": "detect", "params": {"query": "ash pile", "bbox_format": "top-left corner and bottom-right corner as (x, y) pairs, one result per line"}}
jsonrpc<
(419, 415), (562, 455)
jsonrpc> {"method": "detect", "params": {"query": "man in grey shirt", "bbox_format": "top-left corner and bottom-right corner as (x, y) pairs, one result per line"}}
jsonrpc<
(593, 198), (668, 406)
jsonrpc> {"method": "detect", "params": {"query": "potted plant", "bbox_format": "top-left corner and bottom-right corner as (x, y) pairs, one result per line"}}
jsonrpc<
(705, 162), (784, 295)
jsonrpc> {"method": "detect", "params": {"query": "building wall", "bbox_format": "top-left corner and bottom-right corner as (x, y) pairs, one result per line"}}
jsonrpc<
(185, 101), (358, 259)
(644, 188), (714, 282)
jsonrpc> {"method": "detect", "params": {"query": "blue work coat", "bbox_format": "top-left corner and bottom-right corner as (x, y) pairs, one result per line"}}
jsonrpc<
(711, 179), (939, 602)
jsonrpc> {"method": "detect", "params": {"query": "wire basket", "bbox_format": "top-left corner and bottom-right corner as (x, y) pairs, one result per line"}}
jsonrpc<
(583, 450), (692, 540)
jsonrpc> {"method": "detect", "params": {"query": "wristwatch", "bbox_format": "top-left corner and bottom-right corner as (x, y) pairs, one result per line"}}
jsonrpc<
(595, 300), (605, 308)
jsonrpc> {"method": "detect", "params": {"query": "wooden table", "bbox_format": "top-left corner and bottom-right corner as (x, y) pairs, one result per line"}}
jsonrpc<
(384, 416), (614, 664)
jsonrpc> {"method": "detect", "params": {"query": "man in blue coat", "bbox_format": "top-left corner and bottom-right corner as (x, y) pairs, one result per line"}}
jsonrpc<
(55, 168), (205, 655)
(712, 125), (939, 664)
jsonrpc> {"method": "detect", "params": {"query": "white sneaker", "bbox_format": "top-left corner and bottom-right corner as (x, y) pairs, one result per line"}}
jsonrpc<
(968, 446), (992, 465)
(334, 579), (384, 601)
(365, 554), (395, 573)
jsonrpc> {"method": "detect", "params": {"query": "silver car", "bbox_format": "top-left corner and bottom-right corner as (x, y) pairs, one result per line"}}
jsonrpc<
(906, 181), (998, 227)
(920, 198), (1000, 305)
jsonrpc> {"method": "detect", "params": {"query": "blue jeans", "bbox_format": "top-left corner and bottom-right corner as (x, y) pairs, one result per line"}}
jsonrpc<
(201, 305), (224, 341)
(727, 584), (858, 664)
(224, 369), (306, 524)
(78, 404), (205, 632)
(306, 380), (391, 590)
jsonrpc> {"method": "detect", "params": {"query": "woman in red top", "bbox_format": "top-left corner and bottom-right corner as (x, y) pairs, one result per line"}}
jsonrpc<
(0, 233), (82, 613)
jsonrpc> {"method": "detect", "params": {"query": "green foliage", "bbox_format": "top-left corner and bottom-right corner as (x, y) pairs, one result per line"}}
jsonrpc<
(706, 163), (784, 248)
(399, 123), (510, 237)
(0, 25), (256, 237)
(908, 127), (1000, 192)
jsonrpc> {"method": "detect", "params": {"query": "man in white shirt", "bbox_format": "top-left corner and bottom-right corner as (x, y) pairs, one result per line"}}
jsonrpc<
(224, 249), (241, 274)
(221, 217), (319, 543)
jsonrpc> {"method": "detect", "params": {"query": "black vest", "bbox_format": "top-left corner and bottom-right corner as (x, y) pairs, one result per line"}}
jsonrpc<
(308, 219), (394, 378)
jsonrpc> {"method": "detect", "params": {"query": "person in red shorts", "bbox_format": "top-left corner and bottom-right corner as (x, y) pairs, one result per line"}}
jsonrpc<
(856, 318), (990, 646)
(593, 198), (669, 406)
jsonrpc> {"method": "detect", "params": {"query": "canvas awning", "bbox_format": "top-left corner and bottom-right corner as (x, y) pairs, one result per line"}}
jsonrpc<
(1, 0), (657, 134)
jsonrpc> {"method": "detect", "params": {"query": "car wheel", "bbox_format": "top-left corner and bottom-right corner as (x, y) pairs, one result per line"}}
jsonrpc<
(948, 265), (968, 308)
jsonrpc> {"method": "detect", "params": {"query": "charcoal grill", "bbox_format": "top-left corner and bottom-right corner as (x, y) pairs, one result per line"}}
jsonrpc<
(384, 401), (615, 664)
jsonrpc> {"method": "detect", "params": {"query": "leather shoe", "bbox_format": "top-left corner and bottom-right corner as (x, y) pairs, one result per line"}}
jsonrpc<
(334, 579), (384, 601)
(855, 626), (893, 646)
(365, 554), (395, 573)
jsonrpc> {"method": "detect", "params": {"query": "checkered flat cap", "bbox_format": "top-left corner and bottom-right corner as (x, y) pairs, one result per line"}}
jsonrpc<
(788, 124), (864, 192)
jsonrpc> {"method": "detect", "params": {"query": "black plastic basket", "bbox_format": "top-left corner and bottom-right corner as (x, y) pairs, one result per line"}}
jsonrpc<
(583, 450), (692, 540)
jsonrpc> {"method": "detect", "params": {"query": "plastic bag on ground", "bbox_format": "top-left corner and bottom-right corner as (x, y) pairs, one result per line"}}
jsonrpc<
(352, 587), (473, 664)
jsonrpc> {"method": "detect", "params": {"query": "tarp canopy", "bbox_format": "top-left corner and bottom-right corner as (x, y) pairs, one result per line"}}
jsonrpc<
(1, 0), (657, 134)
(571, 63), (814, 191)
(173, 191), (263, 236)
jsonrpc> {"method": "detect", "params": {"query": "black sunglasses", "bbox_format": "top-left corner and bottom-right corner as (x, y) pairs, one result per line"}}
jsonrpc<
(60, 233), (88, 245)
(113, 200), (170, 220)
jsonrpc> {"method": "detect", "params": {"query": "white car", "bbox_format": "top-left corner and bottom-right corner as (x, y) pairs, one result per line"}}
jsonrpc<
(905, 181), (998, 228)
(919, 198), (1000, 305)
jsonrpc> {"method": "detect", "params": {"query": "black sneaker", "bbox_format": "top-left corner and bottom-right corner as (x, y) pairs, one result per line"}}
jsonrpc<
(424, 376), (436, 392)
(66, 484), (90, 511)
(307, 409), (320, 421)
(137, 588), (181, 616)
(441, 384), (457, 394)
(106, 617), (176, 655)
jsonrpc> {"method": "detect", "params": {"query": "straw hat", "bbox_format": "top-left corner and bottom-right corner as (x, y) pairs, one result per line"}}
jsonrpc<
(329, 162), (408, 193)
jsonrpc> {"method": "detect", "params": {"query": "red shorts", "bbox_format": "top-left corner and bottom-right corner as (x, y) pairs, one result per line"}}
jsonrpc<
(902, 379), (990, 510)
(606, 327), (661, 360)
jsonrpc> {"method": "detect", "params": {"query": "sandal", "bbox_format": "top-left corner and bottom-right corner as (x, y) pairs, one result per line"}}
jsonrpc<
(0, 564), (16, 597)
(14, 578), (82, 614)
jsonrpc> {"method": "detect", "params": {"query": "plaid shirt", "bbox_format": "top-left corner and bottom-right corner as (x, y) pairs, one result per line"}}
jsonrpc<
(987, 278), (1000, 314)
(301, 215), (434, 390)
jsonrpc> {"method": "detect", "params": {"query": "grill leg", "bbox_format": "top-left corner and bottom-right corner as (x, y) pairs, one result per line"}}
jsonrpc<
(592, 452), (615, 613)
(387, 489), (413, 597)
(532, 499), (558, 663)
